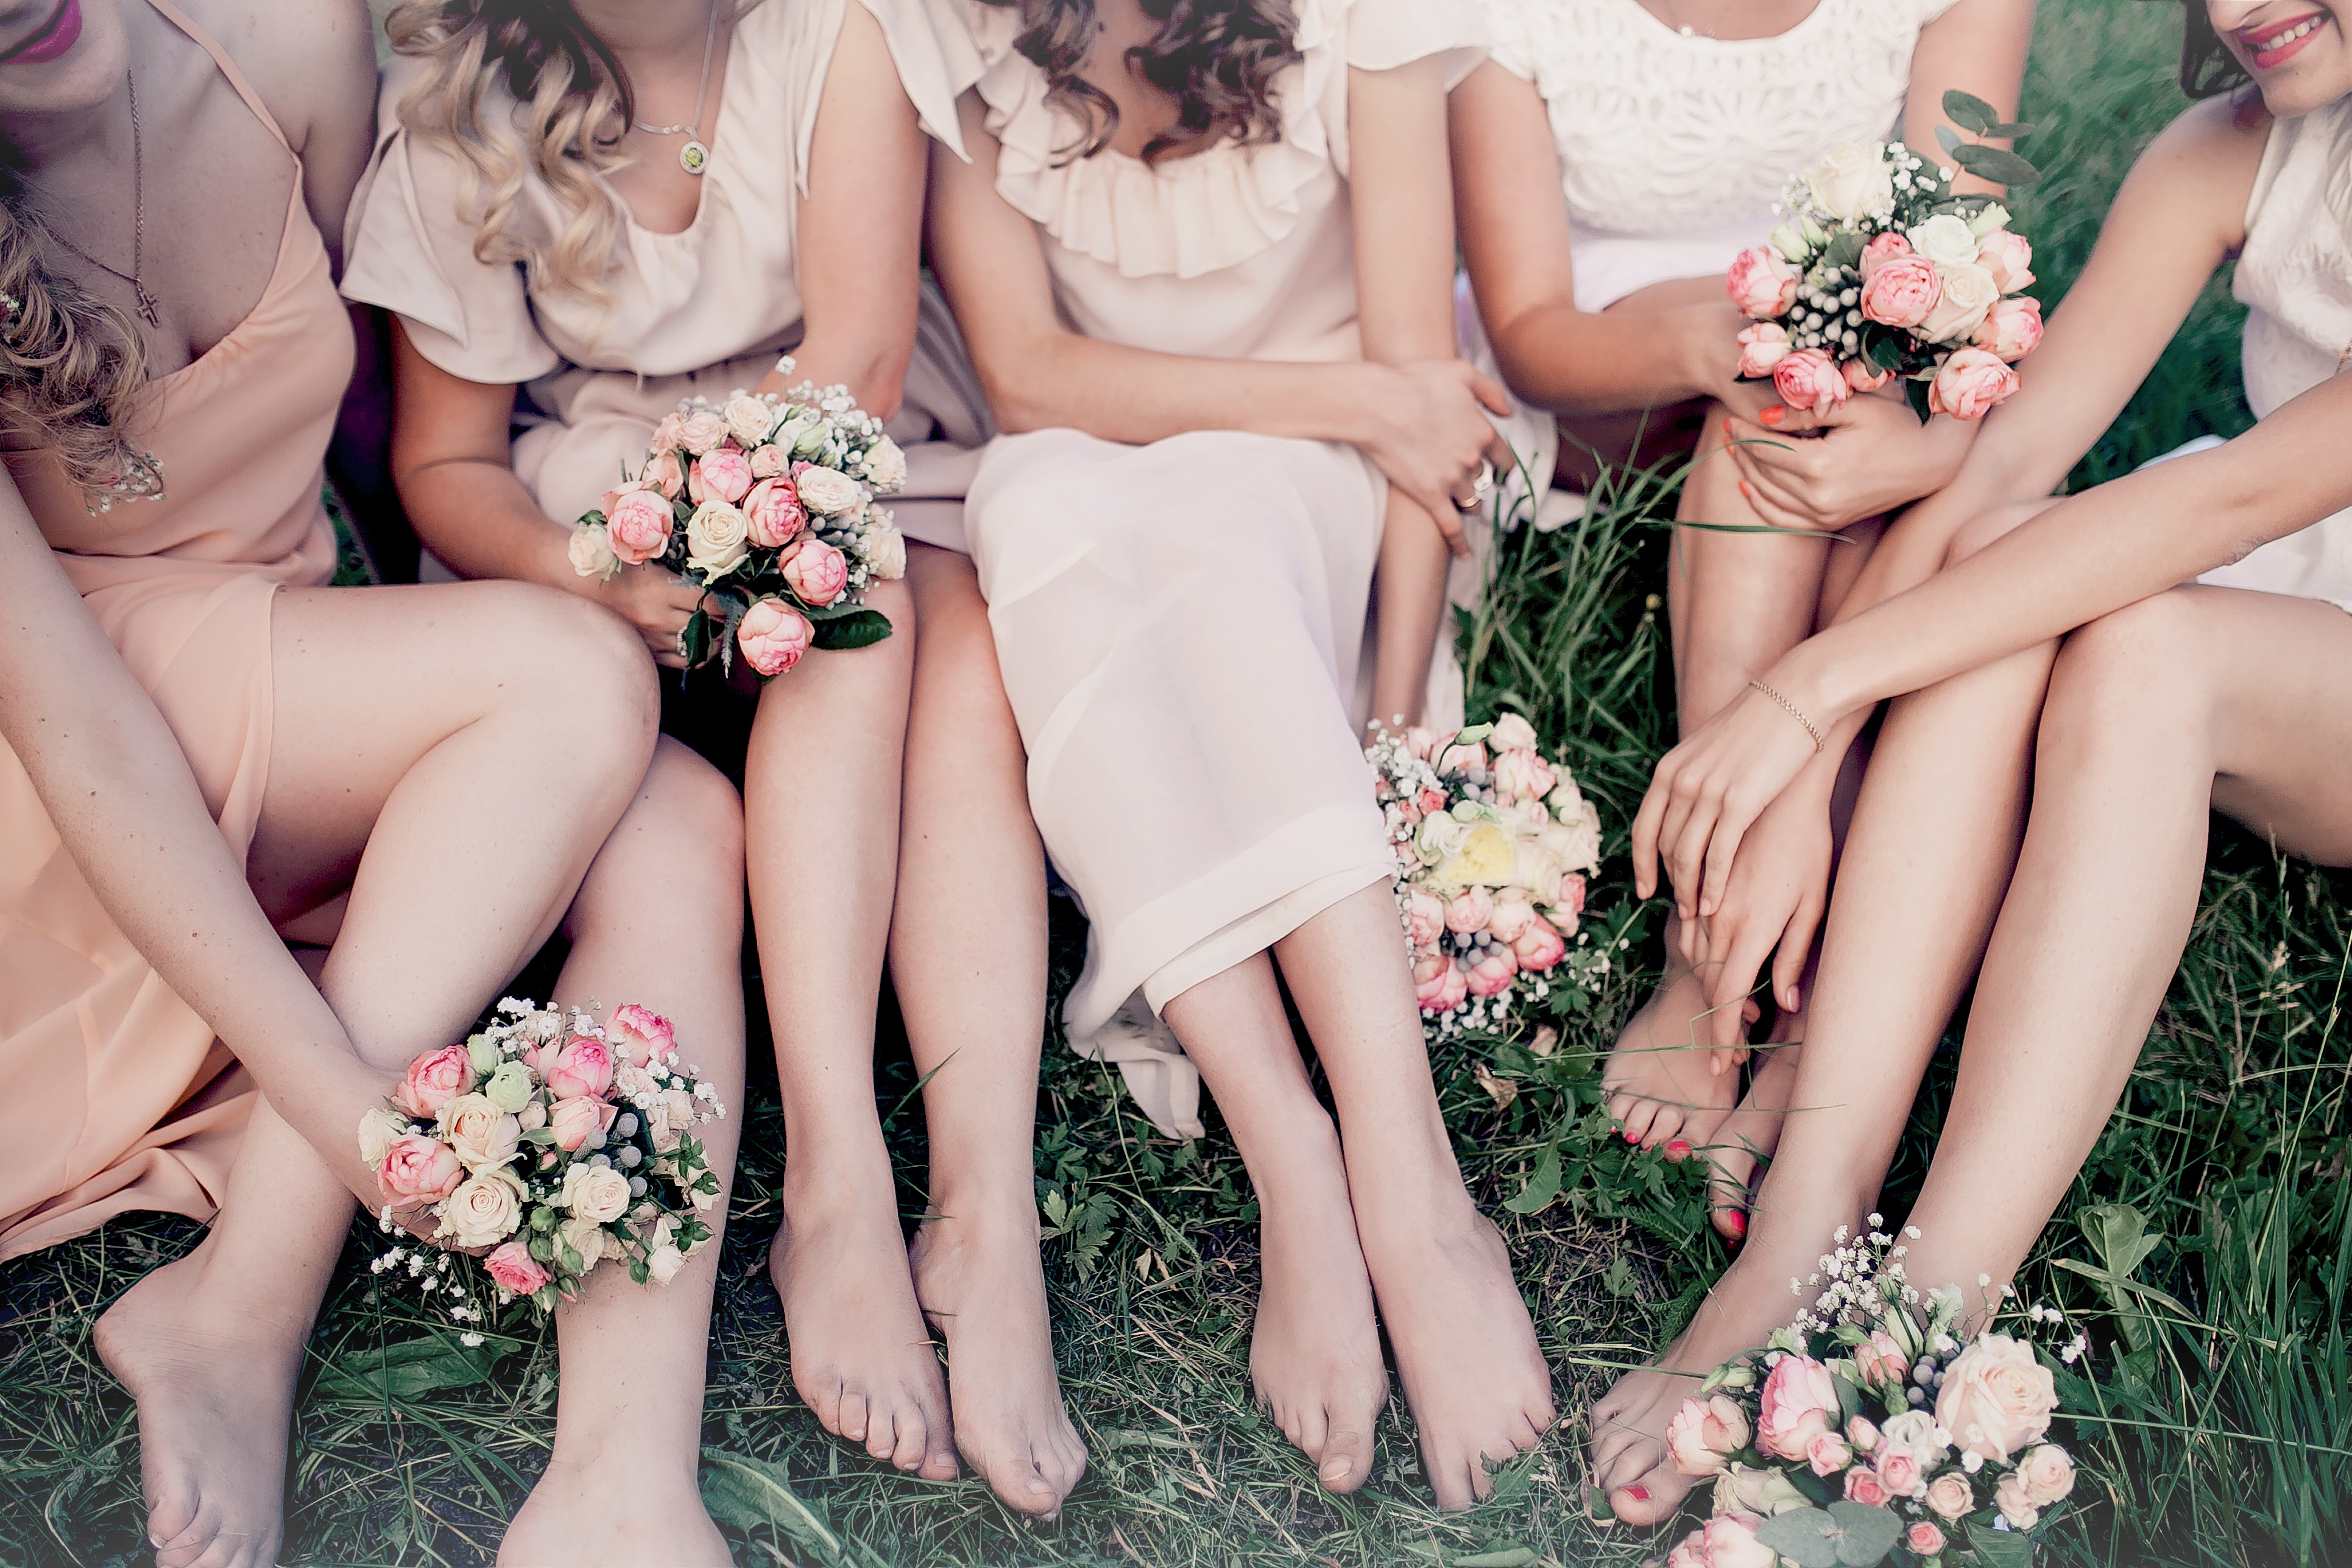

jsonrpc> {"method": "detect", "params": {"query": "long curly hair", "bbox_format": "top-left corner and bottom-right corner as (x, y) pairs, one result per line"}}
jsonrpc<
(0, 167), (156, 498)
(977, 0), (1300, 165)
(2175, 1), (2251, 99)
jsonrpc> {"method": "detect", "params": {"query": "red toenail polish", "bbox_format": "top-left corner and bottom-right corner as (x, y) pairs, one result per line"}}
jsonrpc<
(1725, 1211), (1747, 1238)
(1625, 1485), (1650, 1500)
(1667, 1140), (1691, 1158)
(1623, 1129), (1639, 1144)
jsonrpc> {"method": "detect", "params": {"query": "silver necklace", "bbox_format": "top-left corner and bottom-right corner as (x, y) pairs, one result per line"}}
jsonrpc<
(1667, 0), (1737, 37)
(630, 0), (717, 176)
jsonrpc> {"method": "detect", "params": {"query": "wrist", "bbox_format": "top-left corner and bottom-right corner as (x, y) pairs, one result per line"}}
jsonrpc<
(1678, 306), (1738, 404)
(1335, 361), (1395, 450)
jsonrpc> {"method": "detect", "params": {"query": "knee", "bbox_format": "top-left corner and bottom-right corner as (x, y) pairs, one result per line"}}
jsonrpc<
(2043, 590), (2217, 747)
(643, 741), (747, 886)
(495, 582), (660, 750)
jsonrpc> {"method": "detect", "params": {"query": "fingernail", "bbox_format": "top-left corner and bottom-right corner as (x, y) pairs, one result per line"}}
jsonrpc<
(1665, 1139), (1691, 1159)
(1625, 1484), (1650, 1501)
(1724, 1210), (1747, 1239)
(1739, 479), (1753, 497)
(1760, 407), (1784, 426)
(1785, 987), (1801, 1009)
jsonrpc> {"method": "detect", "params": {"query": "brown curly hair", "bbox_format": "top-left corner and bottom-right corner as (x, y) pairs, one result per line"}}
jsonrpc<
(2173, 1), (2251, 99)
(978, 0), (1301, 165)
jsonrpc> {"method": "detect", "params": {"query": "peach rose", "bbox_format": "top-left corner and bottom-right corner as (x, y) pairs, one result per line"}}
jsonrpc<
(1924, 1471), (1976, 1521)
(1846, 1414), (1881, 1452)
(741, 476), (806, 549)
(737, 597), (813, 677)
(1485, 893), (1536, 945)
(1854, 1328), (1910, 1390)
(1702, 1512), (1779, 1568)
(556, 1160), (633, 1225)
(649, 412), (686, 454)
(1918, 261), (2001, 344)
(1908, 1521), (1948, 1556)
(2018, 1444), (2077, 1507)
(690, 448), (754, 506)
(379, 1134), (464, 1204)
(1465, 945), (1518, 997)
(1492, 749), (1556, 804)
(1843, 1466), (1889, 1507)
(1936, 1333), (2057, 1461)
(1758, 1354), (1841, 1460)
(1437, 738), (1488, 775)
(1806, 1430), (1852, 1477)
(780, 539), (850, 607)
(484, 1240), (549, 1296)
(1489, 713), (1539, 752)
(645, 449), (686, 500)
(1553, 871), (1587, 921)
(748, 442), (789, 479)
(1414, 955), (1467, 1015)
(1877, 1447), (1926, 1499)
(547, 1092), (617, 1153)
(1736, 322), (1792, 378)
(1664, 1394), (1751, 1478)
(1976, 227), (2035, 293)
(1726, 244), (1800, 319)
(1928, 347), (2019, 420)
(1402, 889), (1447, 949)
(540, 1034), (615, 1101)
(1664, 1529), (1708, 1568)
(606, 488), (674, 567)
(1995, 1471), (2040, 1530)
(1511, 913), (1567, 972)
(606, 1003), (675, 1068)
(437, 1167), (527, 1248)
(1858, 230), (1913, 280)
(1843, 357), (1896, 394)
(1772, 349), (1852, 414)
(1446, 888), (1494, 933)
(1860, 253), (1942, 329)
(1974, 295), (2044, 362)
(437, 1093), (521, 1173)
(676, 408), (728, 455)
(394, 1044), (473, 1120)
(1403, 726), (1437, 761)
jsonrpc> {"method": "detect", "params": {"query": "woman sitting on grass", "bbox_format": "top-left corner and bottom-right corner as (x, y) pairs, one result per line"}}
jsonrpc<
(1447, 0), (2033, 1235)
(347, 0), (1086, 1516)
(927, 0), (1556, 1510)
(1588, 0), (2352, 1525)
(0, 1), (746, 1563)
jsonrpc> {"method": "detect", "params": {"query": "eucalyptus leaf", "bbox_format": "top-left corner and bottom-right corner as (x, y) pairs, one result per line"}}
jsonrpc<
(1906, 376), (1935, 423)
(1943, 88), (1999, 135)
(1966, 1518), (2036, 1568)
(1935, 123), (1965, 159)
(1450, 1551), (1538, 1568)
(1756, 1506), (1845, 1568)
(1988, 121), (2037, 140)
(1824, 1500), (1904, 1566)
(1821, 230), (1865, 272)
(1951, 144), (2043, 187)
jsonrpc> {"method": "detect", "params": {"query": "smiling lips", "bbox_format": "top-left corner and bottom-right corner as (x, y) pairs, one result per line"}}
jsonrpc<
(0, 0), (81, 66)
(2242, 9), (2334, 69)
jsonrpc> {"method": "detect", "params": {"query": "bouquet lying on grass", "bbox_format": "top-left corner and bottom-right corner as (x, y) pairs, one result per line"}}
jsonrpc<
(569, 366), (908, 679)
(1658, 1222), (2086, 1568)
(1369, 714), (1611, 1038)
(361, 1000), (724, 1321)
(1728, 91), (2043, 422)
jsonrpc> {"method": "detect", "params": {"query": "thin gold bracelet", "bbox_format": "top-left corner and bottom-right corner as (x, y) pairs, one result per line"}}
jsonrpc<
(1748, 678), (1826, 753)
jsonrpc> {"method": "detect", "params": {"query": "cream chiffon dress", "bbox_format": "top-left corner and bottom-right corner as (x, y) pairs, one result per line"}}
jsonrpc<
(341, 0), (991, 550)
(955, 0), (1488, 1137)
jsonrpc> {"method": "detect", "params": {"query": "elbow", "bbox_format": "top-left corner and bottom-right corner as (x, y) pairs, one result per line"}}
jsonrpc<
(972, 341), (1064, 436)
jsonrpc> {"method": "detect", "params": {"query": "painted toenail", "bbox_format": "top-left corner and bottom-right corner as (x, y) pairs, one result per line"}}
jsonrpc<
(1666, 1140), (1691, 1158)
(1625, 1484), (1650, 1500)
(1724, 1210), (1747, 1238)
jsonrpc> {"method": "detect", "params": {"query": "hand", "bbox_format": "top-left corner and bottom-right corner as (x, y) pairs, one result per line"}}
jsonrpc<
(1633, 678), (1828, 923)
(1725, 390), (1969, 532)
(1355, 359), (1516, 558)
(577, 561), (707, 670)
(1676, 780), (1834, 1057)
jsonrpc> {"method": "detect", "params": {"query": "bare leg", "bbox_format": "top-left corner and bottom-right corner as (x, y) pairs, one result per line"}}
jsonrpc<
(1369, 487), (1456, 732)
(745, 582), (955, 1476)
(892, 547), (1087, 1517)
(1274, 883), (1556, 1509)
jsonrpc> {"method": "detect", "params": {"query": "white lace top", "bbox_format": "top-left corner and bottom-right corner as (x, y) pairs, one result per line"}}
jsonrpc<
(956, 0), (1487, 364)
(1483, 0), (1962, 309)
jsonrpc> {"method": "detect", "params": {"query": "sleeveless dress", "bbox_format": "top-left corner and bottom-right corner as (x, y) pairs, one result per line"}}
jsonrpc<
(0, 1), (350, 1260)
(955, 0), (1489, 1137)
(340, 0), (990, 553)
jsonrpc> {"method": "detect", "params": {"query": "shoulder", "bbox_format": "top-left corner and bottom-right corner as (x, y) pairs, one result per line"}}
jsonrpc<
(171, 0), (377, 157)
(2142, 91), (2273, 186)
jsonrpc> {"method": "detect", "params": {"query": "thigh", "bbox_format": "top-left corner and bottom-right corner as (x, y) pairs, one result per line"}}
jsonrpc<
(2191, 590), (2352, 863)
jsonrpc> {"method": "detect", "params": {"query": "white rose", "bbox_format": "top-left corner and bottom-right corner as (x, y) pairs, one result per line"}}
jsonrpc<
(1488, 713), (1539, 753)
(1538, 799), (1603, 875)
(557, 1213), (607, 1271)
(647, 1244), (688, 1285)
(1804, 143), (1894, 224)
(358, 1106), (412, 1168)
(436, 1168), (526, 1248)
(437, 1092), (521, 1173)
(722, 394), (777, 450)
(858, 507), (906, 581)
(1906, 213), (1983, 268)
(863, 436), (908, 492)
(793, 465), (862, 517)
(1414, 811), (1471, 867)
(568, 523), (618, 579)
(557, 1161), (634, 1224)
(684, 500), (750, 576)
(1919, 261), (2001, 344)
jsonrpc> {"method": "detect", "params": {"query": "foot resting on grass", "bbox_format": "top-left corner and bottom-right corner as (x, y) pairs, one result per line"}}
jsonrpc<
(1603, 916), (1750, 1151)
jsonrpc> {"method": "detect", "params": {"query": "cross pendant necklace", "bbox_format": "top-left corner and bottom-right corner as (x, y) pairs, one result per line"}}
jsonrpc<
(47, 72), (160, 326)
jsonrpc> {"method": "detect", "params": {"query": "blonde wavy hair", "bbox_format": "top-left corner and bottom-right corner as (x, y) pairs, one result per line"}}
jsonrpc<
(0, 169), (158, 498)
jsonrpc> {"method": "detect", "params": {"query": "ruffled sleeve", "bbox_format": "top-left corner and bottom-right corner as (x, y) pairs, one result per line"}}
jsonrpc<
(1339, 0), (1489, 89)
(338, 60), (562, 387)
(852, 0), (985, 161)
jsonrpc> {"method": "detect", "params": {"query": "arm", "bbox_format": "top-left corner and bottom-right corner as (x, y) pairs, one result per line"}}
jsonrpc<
(230, 0), (378, 275)
(924, 91), (1505, 523)
(1900, 0), (2036, 196)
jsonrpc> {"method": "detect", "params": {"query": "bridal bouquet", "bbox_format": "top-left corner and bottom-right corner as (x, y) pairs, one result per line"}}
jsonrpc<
(361, 999), (725, 1321)
(1656, 1223), (2085, 1568)
(1369, 715), (1610, 1038)
(1727, 92), (2044, 422)
(569, 367), (908, 679)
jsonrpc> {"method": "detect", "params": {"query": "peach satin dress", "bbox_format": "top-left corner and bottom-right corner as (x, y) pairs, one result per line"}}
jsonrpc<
(0, 0), (348, 1259)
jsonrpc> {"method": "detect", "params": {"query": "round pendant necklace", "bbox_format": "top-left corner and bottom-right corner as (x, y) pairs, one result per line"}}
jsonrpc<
(45, 72), (160, 325)
(1668, 0), (1737, 37)
(630, 0), (717, 176)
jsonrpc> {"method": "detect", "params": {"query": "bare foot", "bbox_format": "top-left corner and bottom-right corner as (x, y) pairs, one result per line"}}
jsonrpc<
(1699, 1037), (1803, 1243)
(499, 1455), (730, 1567)
(769, 1173), (958, 1480)
(1603, 921), (1746, 1151)
(1357, 1190), (1555, 1510)
(93, 1245), (306, 1568)
(908, 1195), (1087, 1519)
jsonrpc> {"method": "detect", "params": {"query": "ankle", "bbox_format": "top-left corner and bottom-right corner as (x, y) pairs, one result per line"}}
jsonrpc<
(922, 1177), (1041, 1240)
(779, 1141), (898, 1215)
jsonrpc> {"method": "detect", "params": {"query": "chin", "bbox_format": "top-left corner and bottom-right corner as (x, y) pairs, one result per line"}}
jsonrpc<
(0, 0), (127, 114)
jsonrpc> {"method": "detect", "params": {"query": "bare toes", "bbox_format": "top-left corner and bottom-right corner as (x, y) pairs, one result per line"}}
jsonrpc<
(1318, 1421), (1375, 1493)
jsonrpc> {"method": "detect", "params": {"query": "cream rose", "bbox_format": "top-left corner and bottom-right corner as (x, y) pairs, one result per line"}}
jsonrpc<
(723, 393), (777, 450)
(438, 1093), (521, 1173)
(1919, 261), (2001, 344)
(676, 408), (727, 455)
(1907, 213), (1983, 267)
(1936, 1333), (2058, 1461)
(858, 507), (906, 581)
(557, 1213), (608, 1271)
(864, 435), (908, 491)
(1712, 1463), (1808, 1518)
(1804, 143), (1895, 223)
(557, 1160), (634, 1224)
(1488, 713), (1539, 753)
(568, 524), (618, 579)
(436, 1167), (526, 1248)
(793, 465), (862, 517)
(647, 1243), (688, 1285)
(685, 500), (750, 576)
(358, 1106), (411, 1168)
(1924, 1471), (1976, 1521)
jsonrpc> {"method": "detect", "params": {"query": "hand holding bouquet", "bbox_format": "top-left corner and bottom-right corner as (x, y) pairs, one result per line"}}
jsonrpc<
(361, 1000), (725, 1321)
(1368, 714), (1612, 1038)
(569, 364), (909, 679)
(1656, 1222), (2085, 1567)
(1728, 92), (2044, 423)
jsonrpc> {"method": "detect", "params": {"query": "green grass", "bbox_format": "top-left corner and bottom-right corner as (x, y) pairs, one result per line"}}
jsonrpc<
(3, 3), (2345, 1564)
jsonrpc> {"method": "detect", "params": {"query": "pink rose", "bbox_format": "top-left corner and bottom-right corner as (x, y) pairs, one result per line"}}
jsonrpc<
(1402, 889), (1447, 949)
(1757, 1354), (1841, 1461)
(547, 1092), (618, 1153)
(1846, 1415), (1881, 1452)
(605, 1003), (676, 1067)
(1858, 230), (1913, 280)
(606, 488), (675, 567)
(1772, 349), (1852, 414)
(737, 597), (813, 677)
(1843, 357), (1896, 394)
(1806, 1430), (1852, 1477)
(1877, 1447), (1925, 1498)
(1665, 1394), (1751, 1478)
(1436, 739), (1487, 775)
(394, 1044), (473, 1120)
(1485, 893), (1536, 945)
(649, 412), (687, 454)
(1726, 245), (1799, 319)
(1859, 253), (1942, 330)
(646, 449), (686, 500)
(599, 477), (659, 517)
(690, 448), (754, 506)
(1445, 888), (1493, 934)
(1555, 872), (1586, 920)
(1995, 1471), (2040, 1530)
(1664, 1529), (1708, 1568)
(2018, 1443), (2077, 1507)
(1492, 749), (1556, 804)
(540, 1035), (614, 1101)
(1974, 295), (2044, 362)
(1403, 727), (1436, 761)
(1416, 786), (1448, 816)
(780, 539), (850, 607)
(676, 409), (728, 455)
(1854, 1329), (1910, 1390)
(1465, 945), (1518, 997)
(748, 442), (789, 479)
(1413, 954), (1467, 1015)
(1511, 913), (1567, 972)
(1935, 1333), (2057, 1461)
(1736, 322), (1792, 379)
(1928, 347), (2019, 421)
(1843, 1466), (1889, 1507)
(1702, 1513), (1779, 1568)
(741, 476), (807, 549)
(1976, 228), (2035, 293)
(1908, 1521), (1948, 1556)
(484, 1239), (551, 1296)
(379, 1134), (464, 1204)
(1924, 1471), (1976, 1521)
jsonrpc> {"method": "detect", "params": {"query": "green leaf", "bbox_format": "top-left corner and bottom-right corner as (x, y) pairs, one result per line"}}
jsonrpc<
(1820, 229), (1864, 272)
(699, 1446), (843, 1560)
(1934, 123), (1965, 160)
(1966, 1517), (2036, 1568)
(1824, 1500), (1904, 1565)
(1450, 1551), (1539, 1568)
(808, 607), (894, 653)
(1951, 144), (2042, 188)
(1602, 1254), (1635, 1298)
(1502, 1143), (1562, 1215)
(1943, 88), (1998, 135)
(1757, 1506), (1845, 1568)
(1905, 376), (1935, 423)
(1986, 121), (2036, 140)
(312, 1332), (520, 1402)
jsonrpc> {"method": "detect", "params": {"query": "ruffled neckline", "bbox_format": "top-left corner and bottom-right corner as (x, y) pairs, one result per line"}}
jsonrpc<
(969, 0), (1340, 279)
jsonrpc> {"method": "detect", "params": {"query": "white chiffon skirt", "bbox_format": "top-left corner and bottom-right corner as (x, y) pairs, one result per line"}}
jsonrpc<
(966, 429), (1404, 1137)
